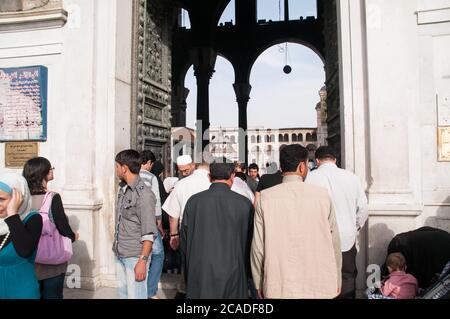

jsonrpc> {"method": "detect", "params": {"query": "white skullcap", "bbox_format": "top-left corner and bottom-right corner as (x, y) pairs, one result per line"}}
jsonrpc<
(177, 155), (193, 166)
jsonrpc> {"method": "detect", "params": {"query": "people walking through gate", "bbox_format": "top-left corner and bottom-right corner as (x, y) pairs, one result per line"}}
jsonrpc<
(181, 157), (254, 299)
(162, 159), (211, 299)
(251, 145), (342, 299)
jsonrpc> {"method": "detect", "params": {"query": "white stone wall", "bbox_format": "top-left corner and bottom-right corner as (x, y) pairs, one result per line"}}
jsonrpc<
(338, 0), (450, 291)
(0, 0), (133, 289)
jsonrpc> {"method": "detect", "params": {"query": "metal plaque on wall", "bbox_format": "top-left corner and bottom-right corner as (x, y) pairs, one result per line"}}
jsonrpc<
(5, 141), (39, 168)
(437, 126), (450, 162)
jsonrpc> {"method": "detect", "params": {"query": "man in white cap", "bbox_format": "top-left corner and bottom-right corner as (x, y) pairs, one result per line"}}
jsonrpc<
(176, 155), (195, 179)
(162, 159), (211, 298)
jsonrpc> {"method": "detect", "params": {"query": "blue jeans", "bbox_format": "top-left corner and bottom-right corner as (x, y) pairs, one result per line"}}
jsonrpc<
(115, 256), (149, 299)
(147, 234), (165, 298)
(39, 273), (66, 299)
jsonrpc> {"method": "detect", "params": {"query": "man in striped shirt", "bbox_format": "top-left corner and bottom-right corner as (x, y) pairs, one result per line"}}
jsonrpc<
(140, 150), (164, 299)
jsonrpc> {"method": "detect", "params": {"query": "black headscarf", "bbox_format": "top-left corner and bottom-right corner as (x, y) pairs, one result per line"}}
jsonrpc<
(151, 160), (164, 177)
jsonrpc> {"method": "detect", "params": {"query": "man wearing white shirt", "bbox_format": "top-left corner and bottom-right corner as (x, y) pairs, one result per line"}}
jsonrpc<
(162, 160), (211, 298)
(306, 146), (368, 299)
(232, 172), (255, 203)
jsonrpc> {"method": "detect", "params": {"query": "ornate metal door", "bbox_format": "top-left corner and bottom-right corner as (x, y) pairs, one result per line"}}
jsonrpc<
(132, 0), (176, 175)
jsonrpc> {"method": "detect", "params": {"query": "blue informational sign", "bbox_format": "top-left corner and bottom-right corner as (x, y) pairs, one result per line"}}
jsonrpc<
(0, 65), (48, 142)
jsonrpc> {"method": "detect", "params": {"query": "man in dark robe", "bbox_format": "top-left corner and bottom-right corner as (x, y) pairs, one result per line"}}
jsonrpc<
(180, 157), (254, 299)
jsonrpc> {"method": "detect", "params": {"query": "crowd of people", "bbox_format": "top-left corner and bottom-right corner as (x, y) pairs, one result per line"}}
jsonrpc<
(111, 145), (370, 299)
(2, 145), (448, 299)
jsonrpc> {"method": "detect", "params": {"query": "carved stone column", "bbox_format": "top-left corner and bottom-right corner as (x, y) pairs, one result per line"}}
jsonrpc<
(171, 85), (189, 127)
(234, 82), (252, 165)
(190, 47), (217, 161)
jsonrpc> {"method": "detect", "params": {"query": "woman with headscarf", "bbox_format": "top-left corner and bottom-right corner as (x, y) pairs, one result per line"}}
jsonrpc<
(0, 172), (43, 299)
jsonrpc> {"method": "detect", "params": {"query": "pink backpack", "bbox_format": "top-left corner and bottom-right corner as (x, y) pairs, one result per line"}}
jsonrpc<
(35, 192), (73, 265)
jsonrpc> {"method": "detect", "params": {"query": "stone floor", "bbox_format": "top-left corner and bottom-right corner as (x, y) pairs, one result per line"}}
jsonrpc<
(64, 273), (179, 299)
(63, 273), (366, 299)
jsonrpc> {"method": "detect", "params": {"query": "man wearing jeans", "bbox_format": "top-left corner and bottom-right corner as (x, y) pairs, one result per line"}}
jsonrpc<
(139, 150), (165, 299)
(113, 150), (157, 299)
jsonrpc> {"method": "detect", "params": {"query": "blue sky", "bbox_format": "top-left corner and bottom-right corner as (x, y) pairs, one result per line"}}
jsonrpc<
(183, 0), (323, 129)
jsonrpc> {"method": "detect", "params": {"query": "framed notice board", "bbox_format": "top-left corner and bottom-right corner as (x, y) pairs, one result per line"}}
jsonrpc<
(0, 65), (48, 142)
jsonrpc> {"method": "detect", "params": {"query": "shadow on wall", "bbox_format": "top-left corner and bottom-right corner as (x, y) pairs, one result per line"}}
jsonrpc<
(368, 223), (395, 268)
(425, 196), (450, 233)
(65, 215), (95, 299)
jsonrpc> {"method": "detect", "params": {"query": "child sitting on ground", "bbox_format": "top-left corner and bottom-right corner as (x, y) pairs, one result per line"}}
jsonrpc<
(367, 252), (418, 299)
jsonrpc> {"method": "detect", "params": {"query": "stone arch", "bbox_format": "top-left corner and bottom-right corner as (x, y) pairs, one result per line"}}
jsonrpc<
(278, 134), (284, 142)
(249, 40), (325, 80)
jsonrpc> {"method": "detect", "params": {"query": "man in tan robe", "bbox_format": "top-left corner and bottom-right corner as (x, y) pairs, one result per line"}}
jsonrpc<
(251, 144), (342, 299)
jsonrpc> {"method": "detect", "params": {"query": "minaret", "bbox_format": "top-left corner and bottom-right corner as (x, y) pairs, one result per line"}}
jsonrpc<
(316, 86), (328, 146)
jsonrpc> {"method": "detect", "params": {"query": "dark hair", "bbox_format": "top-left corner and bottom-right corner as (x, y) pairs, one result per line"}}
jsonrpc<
(235, 172), (247, 182)
(151, 160), (164, 176)
(23, 157), (52, 195)
(140, 150), (156, 165)
(280, 144), (308, 173)
(386, 252), (407, 271)
(235, 162), (247, 172)
(315, 146), (337, 161)
(210, 157), (235, 181)
(115, 150), (141, 174)
(248, 163), (259, 171)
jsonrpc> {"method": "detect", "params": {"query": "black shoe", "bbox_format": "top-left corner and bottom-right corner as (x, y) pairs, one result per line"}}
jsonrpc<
(174, 292), (186, 299)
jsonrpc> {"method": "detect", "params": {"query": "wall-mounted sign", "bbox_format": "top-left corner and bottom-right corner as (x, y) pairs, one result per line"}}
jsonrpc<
(0, 65), (48, 142)
(437, 127), (450, 162)
(5, 142), (39, 168)
(437, 94), (450, 126)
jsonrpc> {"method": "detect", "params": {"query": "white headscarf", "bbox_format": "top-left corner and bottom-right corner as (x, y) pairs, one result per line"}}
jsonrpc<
(0, 173), (33, 235)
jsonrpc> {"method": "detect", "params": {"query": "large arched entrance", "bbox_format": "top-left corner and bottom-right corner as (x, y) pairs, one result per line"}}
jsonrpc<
(247, 42), (325, 169)
(134, 0), (370, 295)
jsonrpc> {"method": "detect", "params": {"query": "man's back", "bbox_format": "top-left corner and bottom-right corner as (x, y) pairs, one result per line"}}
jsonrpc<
(232, 177), (255, 202)
(162, 168), (211, 223)
(252, 176), (341, 299)
(256, 170), (283, 192)
(306, 163), (368, 252)
(181, 183), (254, 299)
